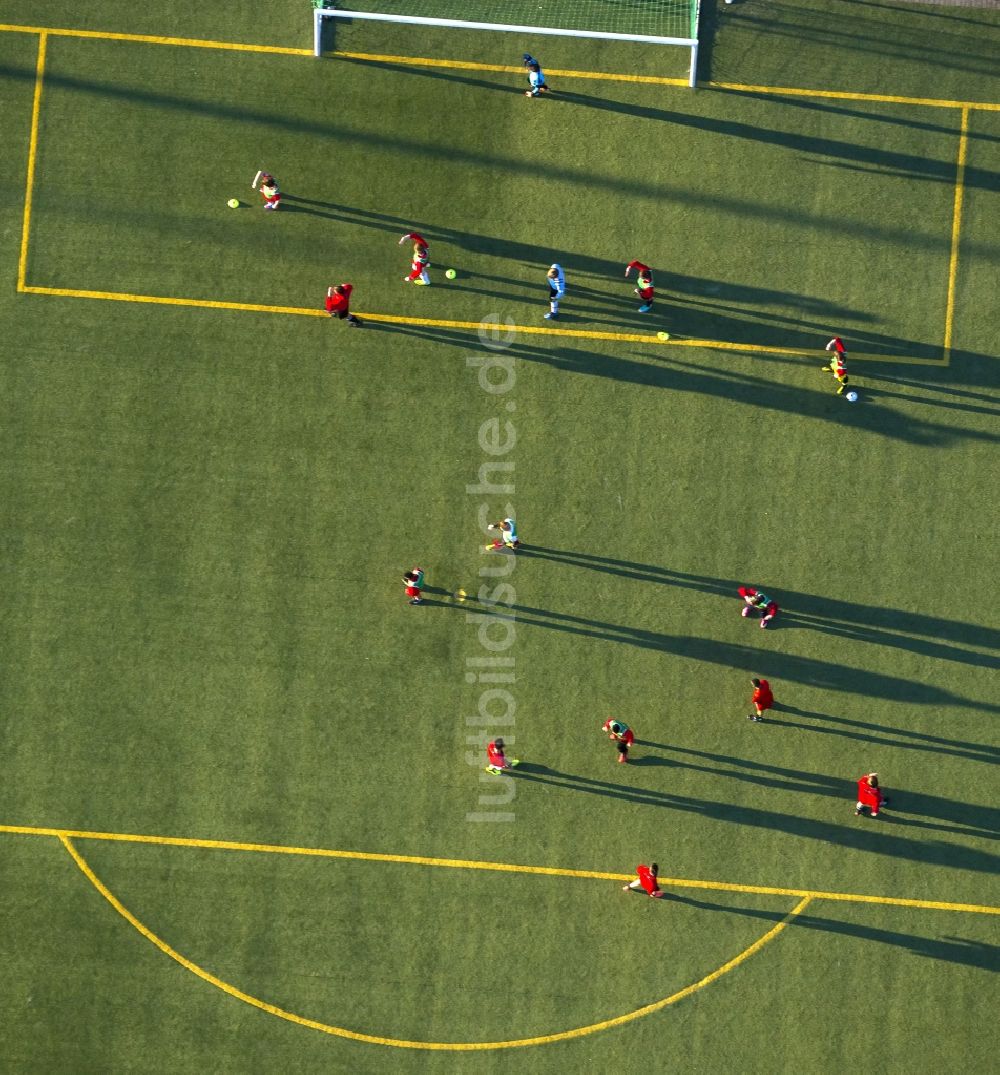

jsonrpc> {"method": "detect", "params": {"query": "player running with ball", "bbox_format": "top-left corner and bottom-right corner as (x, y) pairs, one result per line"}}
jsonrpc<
(400, 231), (431, 285)
(822, 336), (850, 394)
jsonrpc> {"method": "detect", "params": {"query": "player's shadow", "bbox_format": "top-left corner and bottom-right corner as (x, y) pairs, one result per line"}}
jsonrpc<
(505, 766), (1000, 874)
(515, 548), (1000, 667)
(451, 594), (999, 713)
(769, 704), (999, 768)
(670, 896), (1000, 971)
(660, 746), (1000, 836)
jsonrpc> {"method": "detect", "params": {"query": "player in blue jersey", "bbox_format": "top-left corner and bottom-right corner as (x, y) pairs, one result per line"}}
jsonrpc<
(523, 54), (550, 97)
(545, 264), (565, 320)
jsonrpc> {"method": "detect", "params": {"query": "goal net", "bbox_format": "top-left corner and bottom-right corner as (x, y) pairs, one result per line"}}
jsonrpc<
(313, 1), (703, 88)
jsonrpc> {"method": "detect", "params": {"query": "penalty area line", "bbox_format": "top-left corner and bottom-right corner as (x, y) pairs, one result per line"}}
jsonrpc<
(18, 285), (817, 355)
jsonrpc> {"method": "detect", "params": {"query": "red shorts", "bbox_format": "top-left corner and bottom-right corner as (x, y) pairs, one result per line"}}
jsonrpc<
(405, 586), (421, 599)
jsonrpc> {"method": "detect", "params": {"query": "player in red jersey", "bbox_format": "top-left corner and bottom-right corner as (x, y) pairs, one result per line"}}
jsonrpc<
(624, 260), (655, 313)
(485, 737), (519, 774)
(400, 231), (431, 285)
(747, 677), (774, 721)
(822, 336), (849, 394)
(602, 718), (635, 763)
(623, 862), (664, 898)
(258, 173), (281, 210)
(326, 284), (361, 326)
(855, 772), (889, 818)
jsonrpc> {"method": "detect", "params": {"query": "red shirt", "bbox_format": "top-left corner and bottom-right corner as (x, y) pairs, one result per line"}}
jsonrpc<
(325, 283), (353, 314)
(857, 776), (882, 810)
(487, 741), (506, 766)
(752, 680), (774, 710)
(637, 864), (659, 895)
(626, 260), (654, 298)
(405, 233), (429, 264)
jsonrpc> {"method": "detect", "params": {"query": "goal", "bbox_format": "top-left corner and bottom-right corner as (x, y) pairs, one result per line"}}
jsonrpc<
(312, 1), (703, 88)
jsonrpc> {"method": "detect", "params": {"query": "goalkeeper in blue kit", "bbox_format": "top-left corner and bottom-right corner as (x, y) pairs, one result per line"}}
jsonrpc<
(523, 54), (550, 97)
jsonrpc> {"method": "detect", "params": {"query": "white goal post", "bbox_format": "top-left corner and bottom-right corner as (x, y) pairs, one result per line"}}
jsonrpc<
(313, 5), (703, 89)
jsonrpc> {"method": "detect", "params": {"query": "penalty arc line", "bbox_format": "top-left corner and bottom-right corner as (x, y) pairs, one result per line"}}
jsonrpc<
(3, 823), (997, 916)
(58, 832), (813, 1050)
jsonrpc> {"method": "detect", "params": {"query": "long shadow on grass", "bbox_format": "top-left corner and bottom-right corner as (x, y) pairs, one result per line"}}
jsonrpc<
(437, 595), (998, 712)
(514, 548), (1000, 667)
(738, 91), (1000, 147)
(333, 55), (1000, 195)
(554, 88), (1000, 195)
(516, 549), (1000, 661)
(289, 198), (875, 340)
(6, 60), (997, 268)
(669, 896), (1000, 971)
(762, 707), (1000, 768)
(727, 3), (1000, 81)
(635, 743), (1000, 832)
(508, 764), (1000, 875)
(376, 322), (998, 446)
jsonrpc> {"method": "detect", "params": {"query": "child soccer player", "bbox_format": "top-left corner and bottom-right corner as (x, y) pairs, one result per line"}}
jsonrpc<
(399, 231), (431, 285)
(625, 260), (655, 313)
(747, 678), (774, 722)
(738, 586), (780, 629)
(855, 772), (889, 818)
(325, 284), (361, 327)
(484, 518), (519, 552)
(522, 54), (550, 97)
(822, 336), (849, 394)
(623, 863), (664, 898)
(602, 718), (635, 763)
(545, 264), (565, 320)
(486, 737), (520, 774)
(402, 567), (425, 605)
(258, 173), (280, 210)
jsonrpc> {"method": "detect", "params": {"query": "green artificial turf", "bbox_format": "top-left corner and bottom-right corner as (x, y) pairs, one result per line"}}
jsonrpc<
(0, 2), (998, 1072)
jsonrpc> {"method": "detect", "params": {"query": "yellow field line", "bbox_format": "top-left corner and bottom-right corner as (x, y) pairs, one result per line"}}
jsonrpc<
(706, 80), (1000, 113)
(60, 831), (811, 1049)
(0, 22), (309, 56)
(1, 23), (1000, 110)
(4, 823), (996, 915)
(5, 25), (959, 365)
(17, 285), (818, 353)
(16, 32), (46, 292)
(943, 107), (969, 362)
(20, 284), (326, 319)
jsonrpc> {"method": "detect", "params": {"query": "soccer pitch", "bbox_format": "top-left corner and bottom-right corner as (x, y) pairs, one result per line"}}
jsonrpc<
(1, 2), (998, 1072)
